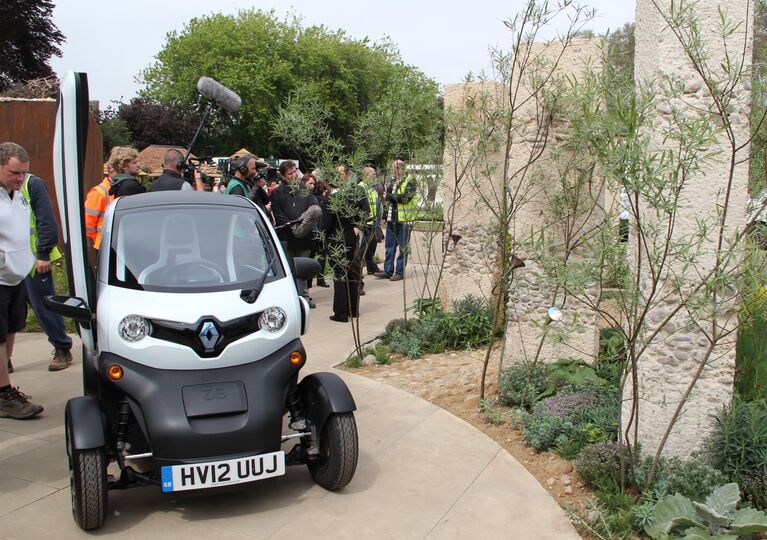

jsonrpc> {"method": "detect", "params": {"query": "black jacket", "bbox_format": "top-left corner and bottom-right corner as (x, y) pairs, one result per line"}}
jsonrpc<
(26, 175), (59, 260)
(109, 173), (146, 197)
(327, 183), (370, 246)
(150, 169), (188, 191)
(270, 182), (317, 251)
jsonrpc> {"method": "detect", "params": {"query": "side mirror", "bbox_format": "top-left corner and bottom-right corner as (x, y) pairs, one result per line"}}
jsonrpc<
(43, 295), (93, 324)
(293, 257), (322, 281)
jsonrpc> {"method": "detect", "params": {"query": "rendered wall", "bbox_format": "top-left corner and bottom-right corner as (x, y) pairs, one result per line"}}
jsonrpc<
(626, 0), (752, 456)
(502, 39), (604, 367)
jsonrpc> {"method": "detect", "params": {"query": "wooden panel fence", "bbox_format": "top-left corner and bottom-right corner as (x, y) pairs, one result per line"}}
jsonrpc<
(0, 98), (103, 245)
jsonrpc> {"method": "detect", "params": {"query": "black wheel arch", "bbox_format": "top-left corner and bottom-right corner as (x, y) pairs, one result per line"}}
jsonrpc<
(298, 372), (356, 433)
(66, 396), (107, 450)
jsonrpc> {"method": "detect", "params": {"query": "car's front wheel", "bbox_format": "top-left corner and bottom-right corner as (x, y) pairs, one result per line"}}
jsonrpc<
(67, 423), (107, 530)
(308, 412), (358, 490)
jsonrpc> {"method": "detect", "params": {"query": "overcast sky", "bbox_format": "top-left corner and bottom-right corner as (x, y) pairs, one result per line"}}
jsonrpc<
(50, 0), (635, 107)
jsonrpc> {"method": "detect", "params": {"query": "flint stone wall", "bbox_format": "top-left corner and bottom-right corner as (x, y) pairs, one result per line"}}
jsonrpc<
(626, 0), (752, 457)
(502, 39), (603, 367)
(440, 82), (507, 307)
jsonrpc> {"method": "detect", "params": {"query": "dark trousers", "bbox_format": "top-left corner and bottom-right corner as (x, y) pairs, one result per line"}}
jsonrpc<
(362, 226), (380, 273)
(281, 242), (311, 297)
(24, 271), (72, 350)
(332, 239), (361, 318)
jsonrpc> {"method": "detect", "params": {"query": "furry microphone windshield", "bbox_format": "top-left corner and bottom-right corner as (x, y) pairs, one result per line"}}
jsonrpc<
(196, 77), (242, 113)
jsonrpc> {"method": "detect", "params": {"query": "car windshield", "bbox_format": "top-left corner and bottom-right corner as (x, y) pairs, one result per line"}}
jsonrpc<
(108, 205), (281, 292)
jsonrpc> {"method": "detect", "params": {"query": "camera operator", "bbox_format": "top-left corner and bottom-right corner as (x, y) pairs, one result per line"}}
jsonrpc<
(226, 155), (257, 197)
(248, 165), (272, 215)
(149, 149), (204, 192)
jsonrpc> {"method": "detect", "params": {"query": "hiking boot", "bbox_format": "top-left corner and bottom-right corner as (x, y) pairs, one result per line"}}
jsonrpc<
(48, 348), (73, 372)
(7, 358), (12, 374)
(373, 271), (391, 279)
(0, 387), (44, 419)
(390, 274), (403, 282)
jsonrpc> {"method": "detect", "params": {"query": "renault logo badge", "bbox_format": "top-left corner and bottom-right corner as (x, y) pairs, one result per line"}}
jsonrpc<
(199, 321), (220, 351)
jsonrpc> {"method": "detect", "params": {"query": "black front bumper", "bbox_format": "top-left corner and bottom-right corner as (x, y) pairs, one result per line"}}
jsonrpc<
(98, 339), (305, 465)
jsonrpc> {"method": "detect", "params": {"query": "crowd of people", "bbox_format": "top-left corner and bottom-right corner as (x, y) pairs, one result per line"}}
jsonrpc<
(0, 141), (419, 420)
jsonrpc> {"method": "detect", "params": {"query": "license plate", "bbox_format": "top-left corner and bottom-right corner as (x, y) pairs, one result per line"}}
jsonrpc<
(160, 450), (285, 493)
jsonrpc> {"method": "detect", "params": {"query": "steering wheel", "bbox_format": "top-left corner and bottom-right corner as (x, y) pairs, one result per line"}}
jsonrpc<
(167, 259), (227, 285)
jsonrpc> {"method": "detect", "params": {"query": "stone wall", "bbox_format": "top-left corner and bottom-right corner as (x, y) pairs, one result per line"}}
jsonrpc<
(502, 39), (604, 367)
(439, 81), (507, 306)
(440, 41), (605, 371)
(625, 0), (752, 457)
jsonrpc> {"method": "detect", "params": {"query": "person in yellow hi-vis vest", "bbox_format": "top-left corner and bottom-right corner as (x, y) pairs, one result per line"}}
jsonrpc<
(21, 172), (73, 372)
(374, 159), (417, 281)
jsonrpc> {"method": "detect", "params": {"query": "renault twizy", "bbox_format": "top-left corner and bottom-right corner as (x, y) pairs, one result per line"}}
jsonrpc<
(47, 72), (357, 531)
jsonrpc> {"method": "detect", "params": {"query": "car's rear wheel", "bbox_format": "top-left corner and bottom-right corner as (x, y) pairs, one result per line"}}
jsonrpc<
(66, 422), (107, 530)
(308, 412), (358, 490)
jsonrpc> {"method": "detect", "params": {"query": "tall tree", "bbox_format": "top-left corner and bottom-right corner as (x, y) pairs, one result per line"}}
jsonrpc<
(0, 0), (65, 92)
(140, 9), (440, 158)
(117, 97), (202, 151)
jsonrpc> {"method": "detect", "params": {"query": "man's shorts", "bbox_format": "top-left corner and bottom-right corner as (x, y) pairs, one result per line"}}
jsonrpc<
(0, 283), (27, 343)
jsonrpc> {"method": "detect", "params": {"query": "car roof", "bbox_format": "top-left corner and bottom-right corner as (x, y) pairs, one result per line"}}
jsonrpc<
(113, 191), (256, 211)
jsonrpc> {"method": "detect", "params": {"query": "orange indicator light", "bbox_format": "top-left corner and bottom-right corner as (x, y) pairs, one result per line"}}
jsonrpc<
(107, 364), (124, 381)
(289, 351), (303, 366)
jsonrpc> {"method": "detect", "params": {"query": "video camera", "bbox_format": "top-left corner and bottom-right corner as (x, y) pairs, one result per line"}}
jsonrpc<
(217, 158), (278, 185)
(179, 146), (213, 189)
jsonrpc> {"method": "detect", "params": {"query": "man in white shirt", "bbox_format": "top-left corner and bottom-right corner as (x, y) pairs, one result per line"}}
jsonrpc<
(0, 142), (44, 419)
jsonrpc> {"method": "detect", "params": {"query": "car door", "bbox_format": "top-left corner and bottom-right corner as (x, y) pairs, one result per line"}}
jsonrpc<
(52, 70), (97, 352)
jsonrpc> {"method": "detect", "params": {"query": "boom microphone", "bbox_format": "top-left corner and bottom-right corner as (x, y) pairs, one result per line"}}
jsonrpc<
(291, 205), (322, 239)
(196, 77), (242, 113)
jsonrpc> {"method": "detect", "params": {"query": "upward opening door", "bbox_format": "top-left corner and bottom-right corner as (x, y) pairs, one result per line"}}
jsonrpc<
(53, 71), (97, 354)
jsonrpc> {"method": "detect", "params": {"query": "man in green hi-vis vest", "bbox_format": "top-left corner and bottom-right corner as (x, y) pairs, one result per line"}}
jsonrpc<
(21, 172), (73, 372)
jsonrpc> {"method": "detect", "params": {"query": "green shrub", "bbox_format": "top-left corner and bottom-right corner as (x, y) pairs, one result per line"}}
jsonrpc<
(735, 291), (767, 401)
(705, 398), (767, 484)
(411, 313), (449, 354)
(575, 441), (639, 491)
(498, 361), (551, 409)
(569, 497), (641, 540)
(381, 295), (494, 358)
(386, 330), (423, 358)
(480, 398), (506, 426)
(445, 295), (494, 348)
(344, 354), (362, 368)
(370, 344), (391, 365)
(596, 327), (627, 385)
(521, 411), (575, 451)
(645, 483), (767, 539)
(410, 297), (443, 317)
(555, 434), (583, 459)
(741, 472), (767, 510)
(546, 357), (609, 390)
(663, 458), (728, 502)
(344, 344), (391, 368)
(635, 456), (727, 502)
(382, 318), (413, 342)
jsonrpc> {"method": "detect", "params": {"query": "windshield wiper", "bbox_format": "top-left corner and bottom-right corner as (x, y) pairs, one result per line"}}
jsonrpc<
(241, 218), (279, 304)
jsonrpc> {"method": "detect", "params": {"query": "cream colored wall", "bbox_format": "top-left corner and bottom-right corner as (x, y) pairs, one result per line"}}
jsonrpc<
(624, 0), (752, 457)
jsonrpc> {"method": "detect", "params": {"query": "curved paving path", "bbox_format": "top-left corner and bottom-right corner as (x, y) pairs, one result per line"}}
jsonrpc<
(0, 255), (579, 539)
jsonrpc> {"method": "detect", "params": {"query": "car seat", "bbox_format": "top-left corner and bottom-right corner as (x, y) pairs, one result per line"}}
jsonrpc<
(137, 214), (201, 285)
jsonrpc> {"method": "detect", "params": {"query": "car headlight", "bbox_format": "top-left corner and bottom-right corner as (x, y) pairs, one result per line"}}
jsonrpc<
(119, 315), (150, 342)
(259, 307), (287, 333)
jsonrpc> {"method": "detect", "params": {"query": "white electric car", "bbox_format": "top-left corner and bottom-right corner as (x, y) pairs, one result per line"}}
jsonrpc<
(46, 192), (358, 530)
